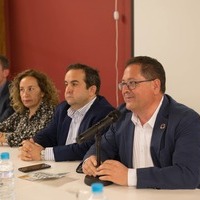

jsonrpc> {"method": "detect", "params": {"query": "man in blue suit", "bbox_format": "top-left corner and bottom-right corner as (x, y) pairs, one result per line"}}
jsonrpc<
(0, 55), (14, 122)
(20, 63), (114, 161)
(83, 56), (200, 189)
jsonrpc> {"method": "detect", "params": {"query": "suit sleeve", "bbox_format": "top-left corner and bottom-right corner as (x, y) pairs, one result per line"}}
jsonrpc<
(33, 111), (58, 147)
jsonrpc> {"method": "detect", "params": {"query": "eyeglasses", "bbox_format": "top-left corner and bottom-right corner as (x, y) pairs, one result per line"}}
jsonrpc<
(118, 79), (155, 91)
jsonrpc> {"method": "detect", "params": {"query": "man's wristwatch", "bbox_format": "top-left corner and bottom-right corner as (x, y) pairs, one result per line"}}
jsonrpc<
(40, 150), (45, 161)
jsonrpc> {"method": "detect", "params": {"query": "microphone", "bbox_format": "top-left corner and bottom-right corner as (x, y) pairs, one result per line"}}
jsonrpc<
(76, 110), (121, 144)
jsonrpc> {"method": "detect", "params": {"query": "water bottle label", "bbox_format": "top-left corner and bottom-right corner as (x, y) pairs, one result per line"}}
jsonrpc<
(0, 170), (14, 178)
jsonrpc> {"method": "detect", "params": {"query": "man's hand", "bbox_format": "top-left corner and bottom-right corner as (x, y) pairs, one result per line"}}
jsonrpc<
(19, 138), (44, 161)
(0, 132), (6, 145)
(96, 160), (128, 186)
(82, 155), (98, 176)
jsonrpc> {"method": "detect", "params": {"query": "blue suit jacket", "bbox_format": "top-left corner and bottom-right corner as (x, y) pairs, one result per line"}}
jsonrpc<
(84, 94), (200, 189)
(0, 81), (14, 122)
(33, 95), (114, 161)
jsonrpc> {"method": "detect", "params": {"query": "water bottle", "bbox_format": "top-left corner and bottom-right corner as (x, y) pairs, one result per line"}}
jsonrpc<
(88, 183), (107, 200)
(0, 152), (15, 200)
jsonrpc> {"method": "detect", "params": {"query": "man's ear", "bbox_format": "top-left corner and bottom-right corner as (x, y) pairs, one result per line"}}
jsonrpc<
(152, 79), (161, 94)
(89, 85), (97, 96)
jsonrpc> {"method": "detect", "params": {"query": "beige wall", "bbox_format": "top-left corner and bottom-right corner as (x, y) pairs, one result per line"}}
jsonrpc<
(134, 0), (200, 113)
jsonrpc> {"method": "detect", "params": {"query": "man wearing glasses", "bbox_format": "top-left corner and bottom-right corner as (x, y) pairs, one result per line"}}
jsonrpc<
(82, 56), (200, 189)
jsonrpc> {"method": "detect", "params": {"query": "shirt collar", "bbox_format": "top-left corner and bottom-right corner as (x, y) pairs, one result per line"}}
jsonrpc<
(132, 96), (164, 128)
(67, 97), (96, 118)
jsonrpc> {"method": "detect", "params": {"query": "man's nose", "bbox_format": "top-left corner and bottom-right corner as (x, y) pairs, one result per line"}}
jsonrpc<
(65, 85), (72, 92)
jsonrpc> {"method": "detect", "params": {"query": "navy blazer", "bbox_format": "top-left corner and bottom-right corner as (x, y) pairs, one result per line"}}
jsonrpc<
(0, 81), (14, 122)
(33, 95), (114, 162)
(84, 94), (200, 189)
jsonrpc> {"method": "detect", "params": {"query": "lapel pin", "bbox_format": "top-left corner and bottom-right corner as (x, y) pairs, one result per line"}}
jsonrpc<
(160, 124), (166, 129)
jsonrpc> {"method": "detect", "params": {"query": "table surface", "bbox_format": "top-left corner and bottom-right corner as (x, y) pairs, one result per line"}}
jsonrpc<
(1, 146), (200, 200)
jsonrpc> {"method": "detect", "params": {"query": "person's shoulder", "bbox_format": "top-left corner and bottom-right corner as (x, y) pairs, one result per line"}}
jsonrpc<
(88, 96), (114, 116)
(95, 95), (111, 103)
(56, 101), (69, 108)
(39, 101), (55, 114)
(54, 101), (70, 112)
(93, 95), (114, 109)
(164, 94), (199, 118)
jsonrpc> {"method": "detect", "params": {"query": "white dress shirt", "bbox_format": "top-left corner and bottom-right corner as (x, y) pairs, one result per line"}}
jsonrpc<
(44, 97), (96, 161)
(128, 97), (163, 186)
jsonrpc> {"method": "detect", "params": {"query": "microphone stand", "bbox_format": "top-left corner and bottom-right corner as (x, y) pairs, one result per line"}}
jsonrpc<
(84, 131), (113, 186)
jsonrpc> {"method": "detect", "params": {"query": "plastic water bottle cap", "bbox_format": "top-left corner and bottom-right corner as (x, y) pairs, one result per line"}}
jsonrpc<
(91, 183), (103, 193)
(1, 152), (10, 160)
